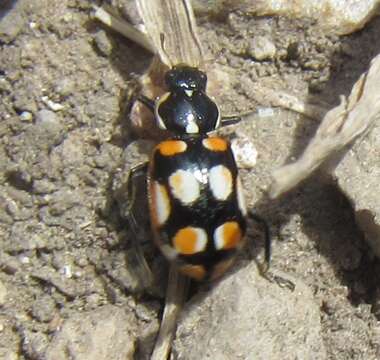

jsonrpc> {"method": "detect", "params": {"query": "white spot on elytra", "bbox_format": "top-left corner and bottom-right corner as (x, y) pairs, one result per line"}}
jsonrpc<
(169, 169), (200, 204)
(209, 165), (232, 201)
(236, 176), (247, 215)
(214, 224), (225, 250)
(152, 182), (170, 225)
(185, 89), (193, 97)
(193, 228), (208, 252)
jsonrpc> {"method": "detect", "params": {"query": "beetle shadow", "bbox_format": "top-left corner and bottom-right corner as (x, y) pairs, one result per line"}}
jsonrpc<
(0, 0), (17, 21)
(84, 12), (154, 146)
(81, 14), (175, 308)
(258, 178), (379, 304)
(255, 15), (380, 307)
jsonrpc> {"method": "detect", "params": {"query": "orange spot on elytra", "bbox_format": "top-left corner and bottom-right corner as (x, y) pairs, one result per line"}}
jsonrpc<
(179, 264), (206, 281)
(173, 227), (198, 255)
(203, 137), (228, 151)
(157, 140), (187, 156)
(222, 222), (242, 249)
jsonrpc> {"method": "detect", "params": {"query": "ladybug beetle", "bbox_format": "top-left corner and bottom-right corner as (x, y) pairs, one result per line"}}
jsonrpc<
(128, 64), (270, 281)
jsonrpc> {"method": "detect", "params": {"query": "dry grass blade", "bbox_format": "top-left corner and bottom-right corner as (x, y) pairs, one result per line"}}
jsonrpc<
(92, 5), (155, 53)
(253, 84), (328, 120)
(270, 53), (380, 198)
(151, 266), (189, 360)
(136, 0), (203, 67)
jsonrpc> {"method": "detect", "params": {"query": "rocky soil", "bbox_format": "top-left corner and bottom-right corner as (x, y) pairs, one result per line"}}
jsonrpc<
(1, 1), (380, 359)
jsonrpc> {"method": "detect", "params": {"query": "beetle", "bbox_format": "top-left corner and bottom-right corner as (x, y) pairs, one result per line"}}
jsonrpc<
(127, 64), (271, 281)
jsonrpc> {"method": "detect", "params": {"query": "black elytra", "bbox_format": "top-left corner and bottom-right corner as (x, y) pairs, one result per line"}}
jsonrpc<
(132, 64), (270, 281)
(149, 135), (247, 280)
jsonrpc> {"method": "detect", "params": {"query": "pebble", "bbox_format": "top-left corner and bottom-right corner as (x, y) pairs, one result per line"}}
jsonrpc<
(231, 136), (257, 169)
(13, 94), (38, 114)
(93, 30), (113, 57)
(19, 111), (33, 122)
(55, 78), (75, 97)
(22, 331), (49, 359)
(7, 221), (49, 252)
(33, 110), (65, 148)
(41, 96), (64, 111)
(0, 254), (20, 275)
(31, 295), (56, 322)
(248, 35), (276, 61)
(36, 109), (58, 124)
(0, 3), (25, 43)
(33, 179), (57, 194)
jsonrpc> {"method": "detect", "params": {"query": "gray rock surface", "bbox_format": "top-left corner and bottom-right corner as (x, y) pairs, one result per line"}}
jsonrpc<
(44, 305), (137, 360)
(174, 263), (326, 359)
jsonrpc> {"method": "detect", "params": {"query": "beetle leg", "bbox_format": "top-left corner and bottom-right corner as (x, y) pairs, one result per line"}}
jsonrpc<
(126, 162), (149, 212)
(125, 162), (154, 289)
(248, 211), (271, 274)
(220, 115), (241, 127)
(137, 94), (155, 113)
(249, 211), (296, 291)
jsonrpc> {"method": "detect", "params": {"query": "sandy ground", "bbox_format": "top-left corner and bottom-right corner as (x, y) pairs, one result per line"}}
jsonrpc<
(1, 1), (380, 359)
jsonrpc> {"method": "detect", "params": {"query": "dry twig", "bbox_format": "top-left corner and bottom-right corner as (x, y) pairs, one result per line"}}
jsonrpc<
(136, 0), (203, 67)
(93, 5), (155, 53)
(270, 53), (380, 198)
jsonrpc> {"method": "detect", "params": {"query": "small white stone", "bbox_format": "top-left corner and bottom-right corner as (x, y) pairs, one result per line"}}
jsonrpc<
(248, 36), (276, 61)
(19, 111), (33, 122)
(41, 96), (64, 111)
(19, 256), (30, 264)
(257, 106), (276, 118)
(63, 13), (73, 23)
(63, 265), (72, 279)
(231, 137), (257, 169)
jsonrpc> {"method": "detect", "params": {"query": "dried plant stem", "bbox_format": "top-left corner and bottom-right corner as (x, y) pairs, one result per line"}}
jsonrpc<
(270, 53), (380, 198)
(151, 266), (189, 360)
(92, 5), (155, 53)
(254, 86), (328, 120)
